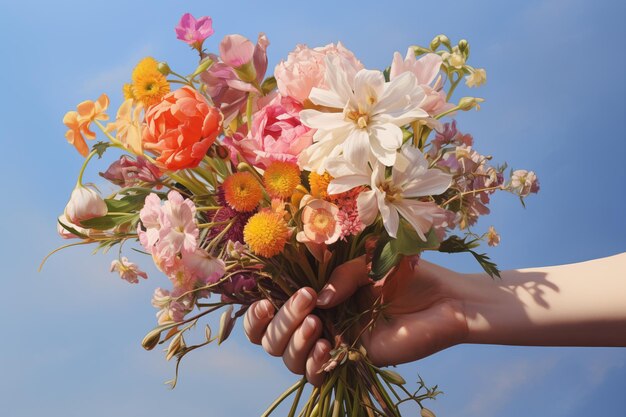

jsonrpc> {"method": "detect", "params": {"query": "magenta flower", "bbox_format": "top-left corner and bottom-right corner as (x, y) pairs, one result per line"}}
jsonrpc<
(175, 13), (214, 48)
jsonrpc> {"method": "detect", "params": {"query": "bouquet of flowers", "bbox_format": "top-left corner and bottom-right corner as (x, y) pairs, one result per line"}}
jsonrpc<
(46, 12), (539, 417)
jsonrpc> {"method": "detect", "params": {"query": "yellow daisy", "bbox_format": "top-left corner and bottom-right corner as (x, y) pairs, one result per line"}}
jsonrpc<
(244, 212), (290, 257)
(263, 161), (301, 199)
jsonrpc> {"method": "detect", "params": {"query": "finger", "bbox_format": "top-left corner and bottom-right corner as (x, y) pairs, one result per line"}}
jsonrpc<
(262, 287), (317, 356)
(305, 339), (332, 386)
(244, 299), (275, 345)
(317, 255), (370, 308)
(282, 315), (322, 374)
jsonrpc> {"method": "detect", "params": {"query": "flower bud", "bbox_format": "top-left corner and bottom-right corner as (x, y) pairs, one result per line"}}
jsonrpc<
(64, 185), (108, 225)
(380, 369), (406, 385)
(421, 407), (437, 417)
(429, 37), (441, 50)
(166, 332), (186, 361)
(458, 97), (485, 111)
(410, 45), (431, 56)
(437, 34), (451, 48)
(220, 34), (256, 82)
(157, 62), (171, 75)
(57, 215), (89, 239)
(458, 39), (469, 52)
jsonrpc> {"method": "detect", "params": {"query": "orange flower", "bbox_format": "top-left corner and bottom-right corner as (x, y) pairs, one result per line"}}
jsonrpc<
(63, 94), (109, 156)
(223, 172), (263, 212)
(142, 87), (222, 171)
(106, 99), (144, 154)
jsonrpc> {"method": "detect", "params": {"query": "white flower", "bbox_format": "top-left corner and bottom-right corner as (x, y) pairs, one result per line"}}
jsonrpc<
(64, 185), (107, 225)
(465, 68), (487, 88)
(298, 55), (428, 173)
(326, 145), (452, 239)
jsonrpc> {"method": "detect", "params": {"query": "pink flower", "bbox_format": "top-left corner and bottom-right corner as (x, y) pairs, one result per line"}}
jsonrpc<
(226, 95), (313, 168)
(152, 288), (193, 325)
(329, 187), (365, 240)
(510, 170), (540, 196)
(158, 191), (198, 256)
(64, 185), (108, 225)
(201, 34), (270, 124)
(138, 191), (199, 276)
(175, 13), (214, 48)
(181, 249), (226, 284)
(110, 257), (148, 284)
(486, 226), (501, 247)
(220, 34), (255, 68)
(296, 195), (342, 245)
(274, 42), (363, 103)
(390, 49), (454, 117)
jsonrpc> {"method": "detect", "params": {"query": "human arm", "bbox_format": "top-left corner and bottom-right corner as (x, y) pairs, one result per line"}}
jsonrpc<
(244, 252), (626, 385)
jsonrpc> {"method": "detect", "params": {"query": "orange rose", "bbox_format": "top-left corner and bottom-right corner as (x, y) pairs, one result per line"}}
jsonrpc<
(143, 87), (222, 171)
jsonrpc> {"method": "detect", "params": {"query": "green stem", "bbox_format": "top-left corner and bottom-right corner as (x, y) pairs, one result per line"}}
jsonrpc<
(76, 149), (99, 187)
(261, 378), (306, 417)
(287, 381), (305, 417)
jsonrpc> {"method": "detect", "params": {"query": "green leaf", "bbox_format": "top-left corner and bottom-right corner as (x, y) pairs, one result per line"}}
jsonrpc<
(369, 238), (399, 281)
(80, 213), (138, 230)
(92, 141), (110, 158)
(57, 218), (89, 239)
(439, 235), (500, 278)
(104, 193), (148, 212)
(369, 223), (440, 281)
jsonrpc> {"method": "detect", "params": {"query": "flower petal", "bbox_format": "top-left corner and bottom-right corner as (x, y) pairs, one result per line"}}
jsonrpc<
(356, 190), (378, 226)
(343, 128), (370, 165)
(300, 109), (350, 130)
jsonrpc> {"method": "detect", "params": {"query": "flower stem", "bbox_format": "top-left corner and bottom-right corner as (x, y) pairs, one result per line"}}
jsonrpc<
(261, 377), (306, 417)
(76, 149), (99, 187)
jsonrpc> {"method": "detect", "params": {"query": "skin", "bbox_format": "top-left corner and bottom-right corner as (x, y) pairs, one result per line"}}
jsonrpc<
(243, 252), (626, 386)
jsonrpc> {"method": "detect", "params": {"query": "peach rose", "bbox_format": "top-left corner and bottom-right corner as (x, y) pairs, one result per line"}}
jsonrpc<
(143, 87), (222, 171)
(274, 43), (363, 103)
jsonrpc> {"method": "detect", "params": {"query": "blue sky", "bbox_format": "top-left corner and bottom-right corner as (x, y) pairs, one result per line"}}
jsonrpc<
(0, 0), (624, 416)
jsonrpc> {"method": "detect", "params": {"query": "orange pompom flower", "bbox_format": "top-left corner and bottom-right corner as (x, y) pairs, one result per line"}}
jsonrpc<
(243, 211), (291, 257)
(309, 171), (333, 200)
(63, 93), (109, 156)
(223, 172), (263, 212)
(142, 86), (222, 171)
(263, 161), (301, 199)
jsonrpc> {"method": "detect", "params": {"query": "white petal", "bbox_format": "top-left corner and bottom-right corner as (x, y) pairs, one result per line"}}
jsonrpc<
(298, 138), (340, 173)
(376, 72), (424, 115)
(309, 87), (345, 108)
(324, 55), (354, 102)
(402, 170), (452, 198)
(326, 155), (370, 178)
(343, 129), (370, 166)
(370, 123), (403, 150)
(369, 137), (397, 167)
(327, 175), (369, 194)
(376, 191), (399, 238)
(352, 69), (385, 112)
(394, 200), (432, 241)
(300, 109), (349, 130)
(356, 190), (378, 226)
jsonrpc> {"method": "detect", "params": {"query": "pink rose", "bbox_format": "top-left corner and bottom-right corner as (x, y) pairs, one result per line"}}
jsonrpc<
(225, 95), (314, 168)
(274, 42), (363, 103)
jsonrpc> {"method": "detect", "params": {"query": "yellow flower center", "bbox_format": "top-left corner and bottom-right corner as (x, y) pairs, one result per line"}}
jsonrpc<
(379, 180), (403, 203)
(311, 209), (334, 234)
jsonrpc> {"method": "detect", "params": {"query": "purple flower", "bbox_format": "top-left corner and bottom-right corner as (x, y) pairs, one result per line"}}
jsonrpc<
(100, 156), (161, 187)
(175, 13), (214, 48)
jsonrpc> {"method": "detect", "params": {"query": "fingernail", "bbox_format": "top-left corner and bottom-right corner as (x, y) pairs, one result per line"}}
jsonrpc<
(313, 342), (326, 361)
(292, 289), (314, 310)
(317, 287), (333, 306)
(301, 316), (316, 338)
(255, 300), (273, 320)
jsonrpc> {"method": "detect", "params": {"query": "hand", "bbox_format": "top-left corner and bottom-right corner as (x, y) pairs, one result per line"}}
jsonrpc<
(244, 256), (469, 386)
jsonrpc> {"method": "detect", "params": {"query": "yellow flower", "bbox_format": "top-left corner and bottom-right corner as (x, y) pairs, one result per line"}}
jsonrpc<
(309, 171), (333, 200)
(223, 172), (263, 212)
(131, 57), (170, 107)
(263, 161), (301, 199)
(123, 83), (135, 100)
(244, 211), (290, 257)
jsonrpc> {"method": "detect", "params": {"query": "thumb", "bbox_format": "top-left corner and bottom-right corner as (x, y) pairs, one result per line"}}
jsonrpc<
(316, 255), (371, 309)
